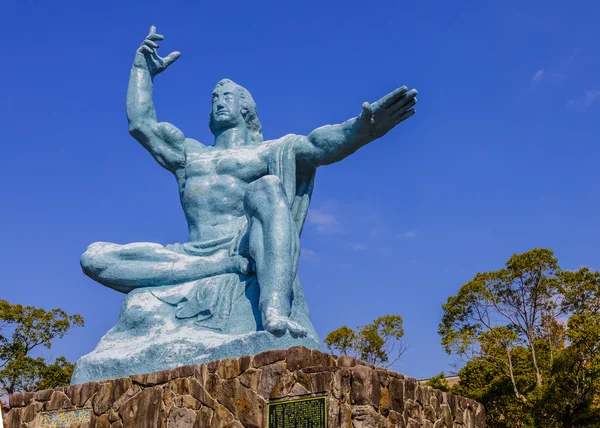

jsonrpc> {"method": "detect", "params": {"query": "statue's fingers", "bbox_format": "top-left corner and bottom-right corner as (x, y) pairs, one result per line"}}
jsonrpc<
(388, 89), (417, 113)
(140, 45), (155, 55)
(392, 108), (416, 125)
(389, 88), (418, 110)
(388, 93), (417, 116)
(147, 33), (165, 42)
(163, 51), (181, 67)
(147, 26), (165, 41)
(390, 97), (417, 118)
(143, 39), (159, 49)
(391, 98), (417, 119)
(381, 85), (408, 107)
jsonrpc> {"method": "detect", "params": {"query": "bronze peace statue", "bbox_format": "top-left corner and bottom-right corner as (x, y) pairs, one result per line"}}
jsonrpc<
(72, 26), (417, 384)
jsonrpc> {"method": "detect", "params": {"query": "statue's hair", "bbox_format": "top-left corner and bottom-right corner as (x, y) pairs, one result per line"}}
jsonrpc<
(209, 79), (264, 144)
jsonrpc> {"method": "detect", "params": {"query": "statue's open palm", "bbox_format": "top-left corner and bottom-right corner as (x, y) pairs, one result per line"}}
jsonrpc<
(358, 86), (418, 139)
(134, 26), (181, 77)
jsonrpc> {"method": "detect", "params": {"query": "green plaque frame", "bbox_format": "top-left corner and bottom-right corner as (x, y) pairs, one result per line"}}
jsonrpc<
(267, 395), (327, 427)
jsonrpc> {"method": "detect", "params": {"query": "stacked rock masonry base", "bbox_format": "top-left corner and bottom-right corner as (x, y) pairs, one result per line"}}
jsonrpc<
(6, 347), (485, 427)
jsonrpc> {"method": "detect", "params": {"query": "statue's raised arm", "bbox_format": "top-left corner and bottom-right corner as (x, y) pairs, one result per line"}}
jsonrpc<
(126, 26), (186, 173)
(296, 86), (417, 167)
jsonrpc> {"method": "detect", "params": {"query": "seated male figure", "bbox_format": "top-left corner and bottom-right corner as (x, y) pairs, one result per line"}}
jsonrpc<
(81, 26), (417, 338)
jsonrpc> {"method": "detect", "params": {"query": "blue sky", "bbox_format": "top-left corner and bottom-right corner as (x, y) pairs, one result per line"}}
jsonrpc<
(2, 0), (599, 380)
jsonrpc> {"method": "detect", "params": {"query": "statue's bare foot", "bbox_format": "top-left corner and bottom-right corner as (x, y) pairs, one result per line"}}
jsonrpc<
(263, 308), (307, 338)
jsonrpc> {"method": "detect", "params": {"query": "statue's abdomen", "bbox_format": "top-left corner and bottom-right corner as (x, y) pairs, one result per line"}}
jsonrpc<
(182, 147), (269, 241)
(183, 174), (247, 241)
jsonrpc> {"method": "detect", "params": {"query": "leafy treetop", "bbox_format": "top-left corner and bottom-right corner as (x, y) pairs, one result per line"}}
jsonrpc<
(0, 299), (84, 396)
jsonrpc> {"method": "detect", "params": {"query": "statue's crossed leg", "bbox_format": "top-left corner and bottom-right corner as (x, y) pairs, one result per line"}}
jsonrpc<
(80, 241), (251, 294)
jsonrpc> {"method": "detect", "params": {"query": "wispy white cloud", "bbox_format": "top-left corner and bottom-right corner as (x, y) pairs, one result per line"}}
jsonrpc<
(395, 229), (419, 240)
(306, 209), (338, 233)
(531, 69), (566, 84)
(350, 243), (367, 251)
(567, 91), (600, 109)
(532, 69), (545, 82)
(518, 66), (568, 102)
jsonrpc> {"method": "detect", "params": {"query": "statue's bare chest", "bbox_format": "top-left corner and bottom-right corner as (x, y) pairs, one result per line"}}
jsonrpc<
(184, 146), (268, 183)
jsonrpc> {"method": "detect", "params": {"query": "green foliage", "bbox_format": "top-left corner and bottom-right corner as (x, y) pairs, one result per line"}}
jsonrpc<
(0, 299), (83, 396)
(560, 267), (600, 315)
(324, 325), (356, 356)
(325, 314), (407, 367)
(440, 249), (600, 427)
(451, 347), (536, 428)
(440, 248), (559, 392)
(35, 356), (76, 391)
(424, 371), (450, 392)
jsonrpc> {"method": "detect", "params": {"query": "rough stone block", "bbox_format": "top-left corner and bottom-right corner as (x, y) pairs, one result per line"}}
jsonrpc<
(9, 392), (33, 408)
(252, 349), (287, 368)
(351, 365), (381, 407)
(337, 355), (358, 368)
(285, 346), (313, 371)
(45, 391), (72, 411)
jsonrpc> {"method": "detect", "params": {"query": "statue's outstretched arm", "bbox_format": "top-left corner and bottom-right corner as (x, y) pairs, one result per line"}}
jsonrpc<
(127, 26), (186, 173)
(297, 86), (417, 167)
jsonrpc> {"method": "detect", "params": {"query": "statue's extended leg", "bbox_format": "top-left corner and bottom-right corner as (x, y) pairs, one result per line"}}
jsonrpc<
(81, 242), (250, 294)
(244, 175), (307, 337)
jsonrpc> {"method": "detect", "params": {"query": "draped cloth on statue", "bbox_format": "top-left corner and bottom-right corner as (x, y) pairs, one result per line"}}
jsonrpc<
(150, 134), (316, 332)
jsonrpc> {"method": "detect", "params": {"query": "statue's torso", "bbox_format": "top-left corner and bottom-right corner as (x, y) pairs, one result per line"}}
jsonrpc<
(180, 140), (273, 242)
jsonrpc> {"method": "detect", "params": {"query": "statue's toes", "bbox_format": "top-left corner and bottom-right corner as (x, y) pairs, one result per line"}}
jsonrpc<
(287, 320), (308, 338)
(264, 319), (287, 337)
(264, 316), (307, 338)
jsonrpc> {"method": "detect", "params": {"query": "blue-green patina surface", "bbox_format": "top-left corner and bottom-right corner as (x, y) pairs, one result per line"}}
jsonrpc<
(72, 26), (417, 384)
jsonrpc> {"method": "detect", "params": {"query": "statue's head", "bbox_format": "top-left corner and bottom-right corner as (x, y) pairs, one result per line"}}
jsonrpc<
(209, 79), (264, 144)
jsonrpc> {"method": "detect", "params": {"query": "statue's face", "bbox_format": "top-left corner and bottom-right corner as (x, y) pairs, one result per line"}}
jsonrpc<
(211, 82), (245, 131)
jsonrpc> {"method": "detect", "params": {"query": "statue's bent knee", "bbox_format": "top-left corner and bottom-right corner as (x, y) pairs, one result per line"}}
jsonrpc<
(244, 175), (287, 217)
(80, 242), (118, 277)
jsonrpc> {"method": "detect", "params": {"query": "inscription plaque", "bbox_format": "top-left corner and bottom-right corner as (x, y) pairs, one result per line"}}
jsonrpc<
(38, 409), (91, 426)
(268, 396), (327, 427)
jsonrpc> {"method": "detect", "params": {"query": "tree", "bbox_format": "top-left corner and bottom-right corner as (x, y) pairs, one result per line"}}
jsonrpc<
(547, 267), (600, 427)
(0, 299), (84, 396)
(440, 249), (600, 427)
(451, 345), (536, 428)
(325, 314), (407, 367)
(323, 325), (356, 356)
(439, 248), (559, 400)
(424, 371), (450, 392)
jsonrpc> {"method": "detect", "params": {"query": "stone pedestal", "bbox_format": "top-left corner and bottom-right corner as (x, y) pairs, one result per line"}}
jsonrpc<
(6, 347), (485, 427)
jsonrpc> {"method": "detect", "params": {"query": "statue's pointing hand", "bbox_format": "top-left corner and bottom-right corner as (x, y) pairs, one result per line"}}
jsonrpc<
(358, 86), (417, 140)
(135, 26), (181, 77)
